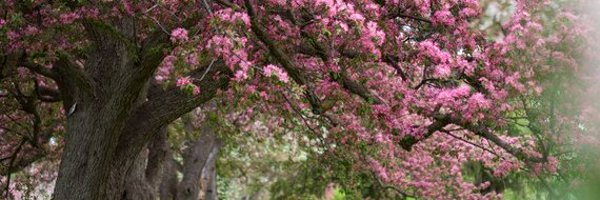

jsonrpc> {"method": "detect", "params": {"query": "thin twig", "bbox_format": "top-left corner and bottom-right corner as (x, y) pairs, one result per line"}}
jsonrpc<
(201, 0), (214, 14)
(146, 15), (169, 35)
(198, 59), (217, 82)
(281, 92), (322, 141)
(3, 139), (26, 198)
(144, 4), (159, 14)
(442, 130), (502, 158)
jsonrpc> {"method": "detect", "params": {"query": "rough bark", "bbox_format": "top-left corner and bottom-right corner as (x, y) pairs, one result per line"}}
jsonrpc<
(122, 126), (170, 200)
(52, 18), (145, 200)
(122, 148), (155, 200)
(50, 17), (230, 199)
(146, 127), (171, 193)
(159, 156), (179, 200)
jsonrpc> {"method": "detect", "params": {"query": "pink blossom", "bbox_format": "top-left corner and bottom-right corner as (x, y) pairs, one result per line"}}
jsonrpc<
(170, 28), (189, 43)
(349, 13), (365, 21)
(176, 76), (192, 87)
(59, 12), (80, 24)
(369, 158), (390, 182)
(122, 0), (135, 15)
(434, 64), (452, 78)
(459, 8), (479, 18)
(414, 0), (431, 15)
(264, 64), (289, 83)
(186, 53), (199, 66)
(418, 41), (451, 63)
(546, 156), (558, 173)
(268, 0), (286, 6)
(366, 21), (385, 46)
(233, 12), (251, 27)
(468, 93), (491, 109)
(191, 85), (201, 95)
(234, 70), (248, 81)
(24, 25), (39, 36)
(155, 55), (176, 82)
(214, 9), (251, 27)
(234, 61), (251, 81)
(7, 31), (20, 41)
(505, 73), (526, 92)
(433, 10), (455, 26)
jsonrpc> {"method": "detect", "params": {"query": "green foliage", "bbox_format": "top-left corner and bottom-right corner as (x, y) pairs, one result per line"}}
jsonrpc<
(332, 188), (346, 200)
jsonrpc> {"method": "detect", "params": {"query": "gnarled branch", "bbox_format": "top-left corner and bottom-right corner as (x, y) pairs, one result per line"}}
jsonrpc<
(114, 60), (231, 165)
(450, 117), (546, 163)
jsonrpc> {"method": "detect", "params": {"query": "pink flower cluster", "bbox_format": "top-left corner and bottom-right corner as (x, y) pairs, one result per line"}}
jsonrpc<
(170, 28), (189, 43)
(213, 8), (251, 27)
(360, 21), (386, 56)
(206, 35), (254, 82)
(59, 12), (81, 24)
(432, 9), (455, 26)
(155, 55), (176, 83)
(176, 76), (200, 95)
(263, 64), (290, 83)
(176, 76), (192, 87)
(418, 41), (452, 64)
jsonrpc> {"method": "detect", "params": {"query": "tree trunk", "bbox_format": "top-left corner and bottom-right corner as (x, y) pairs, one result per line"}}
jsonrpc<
(51, 18), (155, 200)
(122, 126), (170, 200)
(176, 121), (222, 200)
(122, 147), (155, 200)
(52, 98), (145, 200)
(159, 148), (179, 200)
(50, 16), (230, 199)
(202, 145), (221, 200)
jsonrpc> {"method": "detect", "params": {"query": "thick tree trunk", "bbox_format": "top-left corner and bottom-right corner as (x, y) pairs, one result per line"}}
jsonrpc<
(52, 65), (141, 199)
(50, 16), (229, 199)
(52, 101), (143, 200)
(51, 18), (153, 199)
(146, 126), (171, 196)
(51, 93), (153, 200)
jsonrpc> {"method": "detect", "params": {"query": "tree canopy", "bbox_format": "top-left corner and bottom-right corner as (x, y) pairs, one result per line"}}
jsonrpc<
(0, 0), (599, 199)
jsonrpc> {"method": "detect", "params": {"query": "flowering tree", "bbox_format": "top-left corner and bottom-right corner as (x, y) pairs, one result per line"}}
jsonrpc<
(0, 0), (595, 199)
